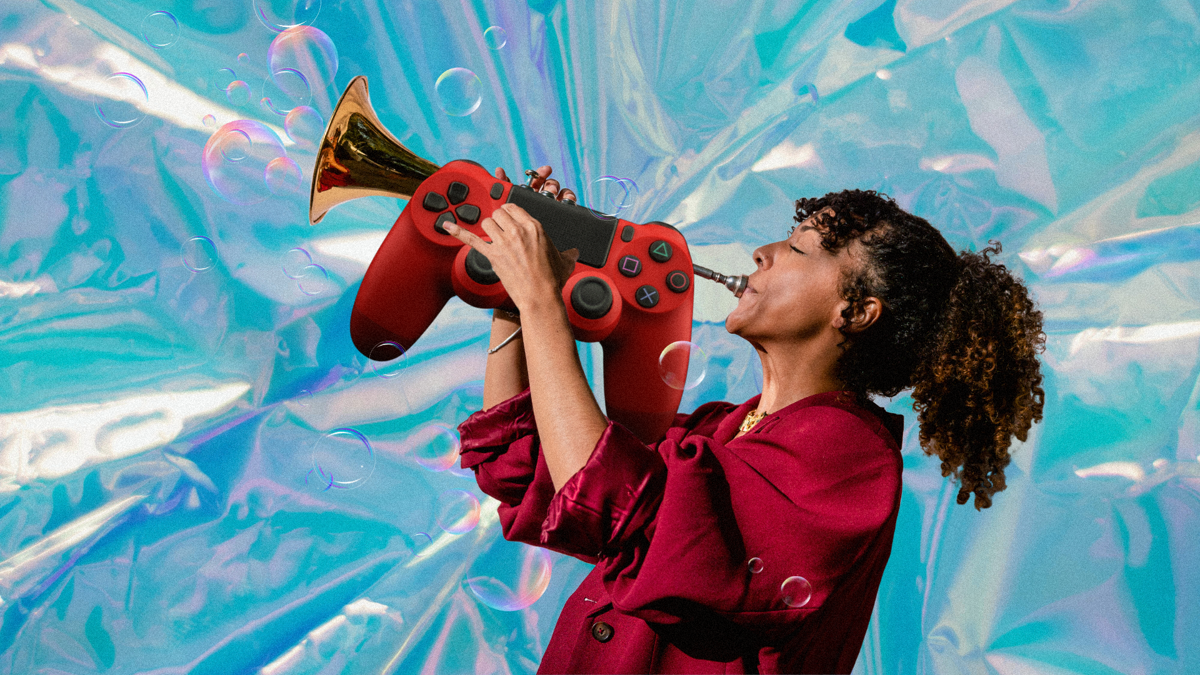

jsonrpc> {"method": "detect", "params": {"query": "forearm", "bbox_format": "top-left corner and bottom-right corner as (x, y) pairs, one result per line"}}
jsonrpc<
(482, 310), (529, 410)
(520, 298), (609, 493)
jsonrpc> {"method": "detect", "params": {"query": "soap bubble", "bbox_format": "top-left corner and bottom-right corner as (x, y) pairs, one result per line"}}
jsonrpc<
(268, 27), (338, 93)
(367, 341), (407, 377)
(94, 72), (147, 128)
(265, 156), (305, 196)
(225, 80), (251, 106)
(202, 114), (217, 127)
(436, 489), (481, 534)
(282, 247), (312, 278)
(748, 557), (764, 574)
(284, 106), (324, 150)
(483, 26), (507, 50)
(310, 428), (375, 489)
(254, 0), (321, 33)
(466, 539), (553, 611)
(181, 236), (217, 272)
(297, 264), (330, 295)
(238, 52), (250, 65)
(585, 176), (638, 218)
(261, 68), (311, 115)
(408, 423), (461, 472)
(202, 120), (287, 205)
(435, 68), (482, 116)
(659, 341), (708, 391)
(140, 11), (180, 49)
(781, 576), (813, 607)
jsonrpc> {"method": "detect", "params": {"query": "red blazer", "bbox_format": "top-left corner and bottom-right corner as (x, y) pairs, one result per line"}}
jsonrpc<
(457, 387), (904, 674)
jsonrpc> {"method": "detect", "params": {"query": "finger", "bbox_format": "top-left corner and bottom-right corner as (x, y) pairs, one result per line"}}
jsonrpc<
(495, 167), (510, 183)
(529, 165), (552, 191)
(542, 179), (560, 197)
(442, 221), (488, 250)
(558, 188), (577, 203)
(562, 247), (580, 263)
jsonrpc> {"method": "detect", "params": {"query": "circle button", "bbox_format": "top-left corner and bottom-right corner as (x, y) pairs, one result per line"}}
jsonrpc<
(666, 270), (690, 293)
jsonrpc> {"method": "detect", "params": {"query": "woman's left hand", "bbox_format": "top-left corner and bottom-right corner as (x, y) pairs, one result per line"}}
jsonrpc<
(442, 166), (580, 313)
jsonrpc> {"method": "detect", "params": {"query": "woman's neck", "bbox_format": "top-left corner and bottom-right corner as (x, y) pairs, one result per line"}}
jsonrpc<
(753, 340), (846, 415)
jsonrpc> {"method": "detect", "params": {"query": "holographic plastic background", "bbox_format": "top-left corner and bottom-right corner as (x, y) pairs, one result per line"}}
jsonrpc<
(2, 0), (1198, 673)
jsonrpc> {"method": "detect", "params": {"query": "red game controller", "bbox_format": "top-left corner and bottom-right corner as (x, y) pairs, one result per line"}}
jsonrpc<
(350, 161), (695, 443)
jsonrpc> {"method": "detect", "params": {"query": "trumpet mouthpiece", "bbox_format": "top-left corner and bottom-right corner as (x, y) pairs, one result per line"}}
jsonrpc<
(693, 264), (748, 297)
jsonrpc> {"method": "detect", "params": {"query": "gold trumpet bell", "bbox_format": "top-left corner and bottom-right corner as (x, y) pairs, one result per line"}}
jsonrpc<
(309, 75), (442, 224)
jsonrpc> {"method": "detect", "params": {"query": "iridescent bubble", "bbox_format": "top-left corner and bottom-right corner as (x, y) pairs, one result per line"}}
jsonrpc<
(310, 428), (375, 489)
(781, 576), (813, 608)
(585, 176), (638, 218)
(408, 423), (461, 472)
(659, 341), (708, 391)
(261, 68), (311, 115)
(284, 106), (324, 151)
(181, 236), (217, 272)
(140, 11), (180, 49)
(225, 80), (251, 106)
(466, 538), (553, 611)
(265, 156), (305, 196)
(296, 389), (313, 405)
(254, 0), (321, 33)
(219, 67), (237, 79)
(268, 27), (338, 93)
(202, 120), (287, 204)
(436, 489), (481, 534)
(94, 72), (148, 128)
(297, 264), (330, 295)
(435, 68), (482, 116)
(748, 557), (764, 574)
(238, 52), (250, 65)
(368, 341), (407, 377)
(411, 532), (434, 557)
(282, 247), (312, 278)
(219, 128), (251, 161)
(483, 26), (507, 50)
(202, 114), (217, 127)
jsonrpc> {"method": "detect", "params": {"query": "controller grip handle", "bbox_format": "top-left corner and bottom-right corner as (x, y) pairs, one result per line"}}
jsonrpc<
(601, 311), (691, 444)
(351, 209), (456, 358)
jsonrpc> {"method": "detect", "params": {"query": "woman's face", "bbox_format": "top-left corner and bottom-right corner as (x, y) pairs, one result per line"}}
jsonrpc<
(725, 212), (860, 347)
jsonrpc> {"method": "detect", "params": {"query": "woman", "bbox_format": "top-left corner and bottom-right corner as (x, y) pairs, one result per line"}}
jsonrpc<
(442, 166), (1045, 674)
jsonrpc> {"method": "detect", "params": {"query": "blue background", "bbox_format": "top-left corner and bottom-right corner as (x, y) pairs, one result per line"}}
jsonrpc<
(2, 0), (1199, 672)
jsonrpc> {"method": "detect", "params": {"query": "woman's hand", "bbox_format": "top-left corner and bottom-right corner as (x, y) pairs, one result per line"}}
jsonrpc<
(443, 166), (580, 312)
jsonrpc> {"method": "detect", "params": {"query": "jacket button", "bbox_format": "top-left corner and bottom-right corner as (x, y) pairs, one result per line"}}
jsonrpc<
(591, 621), (614, 643)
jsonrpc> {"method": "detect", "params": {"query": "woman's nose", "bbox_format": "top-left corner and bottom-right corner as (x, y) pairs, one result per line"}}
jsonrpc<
(752, 245), (769, 268)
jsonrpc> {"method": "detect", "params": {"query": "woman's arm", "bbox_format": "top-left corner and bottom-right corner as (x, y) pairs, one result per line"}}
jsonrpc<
(482, 309), (528, 410)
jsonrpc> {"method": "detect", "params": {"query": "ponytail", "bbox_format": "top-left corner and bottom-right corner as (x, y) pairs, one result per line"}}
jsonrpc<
(794, 190), (1046, 510)
(910, 242), (1046, 510)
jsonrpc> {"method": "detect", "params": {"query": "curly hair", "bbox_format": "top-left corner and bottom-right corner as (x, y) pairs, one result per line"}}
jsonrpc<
(791, 190), (1046, 510)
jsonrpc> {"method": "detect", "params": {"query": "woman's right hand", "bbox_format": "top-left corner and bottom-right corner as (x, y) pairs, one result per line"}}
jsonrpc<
(494, 165), (578, 204)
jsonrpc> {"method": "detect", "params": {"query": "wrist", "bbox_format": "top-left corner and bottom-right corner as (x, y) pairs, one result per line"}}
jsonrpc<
(493, 308), (521, 323)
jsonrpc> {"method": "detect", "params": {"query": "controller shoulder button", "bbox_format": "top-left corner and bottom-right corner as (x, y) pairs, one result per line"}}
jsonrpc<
(618, 255), (642, 277)
(646, 220), (680, 234)
(434, 211), (457, 235)
(447, 182), (469, 205)
(666, 270), (690, 293)
(571, 277), (613, 320)
(649, 240), (673, 263)
(635, 284), (660, 308)
(620, 225), (634, 242)
(490, 182), (504, 200)
(455, 204), (481, 224)
(423, 192), (449, 212)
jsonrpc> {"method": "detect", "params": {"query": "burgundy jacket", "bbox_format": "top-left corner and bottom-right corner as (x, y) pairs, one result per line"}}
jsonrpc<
(457, 386), (904, 674)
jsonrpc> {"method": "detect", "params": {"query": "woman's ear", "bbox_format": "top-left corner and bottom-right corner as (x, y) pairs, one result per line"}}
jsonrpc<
(841, 297), (883, 334)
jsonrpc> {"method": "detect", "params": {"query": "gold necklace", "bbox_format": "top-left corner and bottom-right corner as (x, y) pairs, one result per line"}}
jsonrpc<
(740, 408), (767, 433)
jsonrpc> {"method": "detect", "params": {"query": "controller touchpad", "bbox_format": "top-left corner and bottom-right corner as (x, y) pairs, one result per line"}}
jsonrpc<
(506, 187), (618, 268)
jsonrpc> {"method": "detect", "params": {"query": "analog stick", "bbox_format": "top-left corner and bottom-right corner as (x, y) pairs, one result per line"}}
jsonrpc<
(571, 277), (613, 320)
(465, 249), (500, 285)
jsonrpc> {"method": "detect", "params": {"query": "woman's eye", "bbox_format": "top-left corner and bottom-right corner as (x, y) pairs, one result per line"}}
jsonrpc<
(790, 245), (805, 255)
